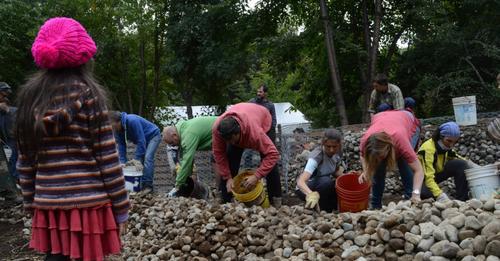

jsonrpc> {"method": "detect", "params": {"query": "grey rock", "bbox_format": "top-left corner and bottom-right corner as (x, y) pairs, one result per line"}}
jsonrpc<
(342, 222), (354, 231)
(283, 247), (292, 258)
(478, 212), (494, 226)
(430, 240), (460, 258)
(486, 256), (500, 261)
(404, 232), (421, 245)
(373, 244), (385, 256)
(442, 208), (460, 219)
(433, 227), (447, 241)
(377, 228), (390, 242)
(341, 245), (360, 259)
(354, 234), (370, 247)
(444, 224), (459, 242)
(344, 231), (356, 241)
(484, 199), (495, 211)
(485, 240), (500, 257)
(468, 198), (483, 209)
(459, 238), (474, 250)
(473, 235), (487, 254)
(419, 222), (436, 239)
(465, 216), (483, 230)
(332, 229), (344, 240)
(481, 220), (500, 238)
(417, 237), (435, 252)
(457, 249), (474, 260)
(429, 257), (450, 261)
(449, 214), (466, 228)
(404, 242), (414, 253)
(462, 256), (476, 261)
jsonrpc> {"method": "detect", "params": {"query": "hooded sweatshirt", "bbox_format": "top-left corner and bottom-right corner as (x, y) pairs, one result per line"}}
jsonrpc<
(115, 112), (160, 163)
(212, 103), (279, 180)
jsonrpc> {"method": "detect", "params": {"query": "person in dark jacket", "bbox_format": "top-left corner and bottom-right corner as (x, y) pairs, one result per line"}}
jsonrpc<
(249, 84), (277, 140)
(0, 82), (18, 180)
(110, 111), (161, 193)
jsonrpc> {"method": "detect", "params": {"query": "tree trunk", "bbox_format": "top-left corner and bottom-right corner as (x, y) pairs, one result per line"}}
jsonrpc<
(360, 0), (383, 122)
(319, 0), (348, 126)
(139, 38), (147, 117)
(183, 89), (194, 119)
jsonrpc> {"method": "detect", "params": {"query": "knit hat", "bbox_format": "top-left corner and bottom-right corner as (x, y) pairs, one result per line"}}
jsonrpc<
(31, 17), (96, 69)
(439, 122), (461, 138)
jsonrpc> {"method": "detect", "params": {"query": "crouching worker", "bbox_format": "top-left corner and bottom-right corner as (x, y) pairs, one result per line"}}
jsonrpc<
(163, 116), (217, 199)
(296, 129), (345, 212)
(212, 103), (282, 208)
(419, 122), (476, 202)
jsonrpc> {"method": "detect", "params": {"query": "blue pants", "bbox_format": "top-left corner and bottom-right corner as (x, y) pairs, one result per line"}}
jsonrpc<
(141, 133), (162, 189)
(6, 140), (18, 179)
(370, 126), (420, 209)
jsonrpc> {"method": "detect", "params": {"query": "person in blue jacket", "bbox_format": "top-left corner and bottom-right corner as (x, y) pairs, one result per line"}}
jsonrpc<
(110, 111), (161, 193)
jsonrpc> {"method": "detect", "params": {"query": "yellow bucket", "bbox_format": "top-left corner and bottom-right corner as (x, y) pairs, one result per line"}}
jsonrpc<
(232, 170), (270, 208)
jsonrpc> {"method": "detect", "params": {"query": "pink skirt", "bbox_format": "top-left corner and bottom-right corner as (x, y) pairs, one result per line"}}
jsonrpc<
(30, 203), (121, 261)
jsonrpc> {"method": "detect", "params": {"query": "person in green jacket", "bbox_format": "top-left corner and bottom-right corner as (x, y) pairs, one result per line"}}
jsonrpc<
(163, 116), (217, 198)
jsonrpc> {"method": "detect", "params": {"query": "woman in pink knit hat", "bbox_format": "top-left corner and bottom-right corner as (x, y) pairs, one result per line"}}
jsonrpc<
(16, 17), (130, 261)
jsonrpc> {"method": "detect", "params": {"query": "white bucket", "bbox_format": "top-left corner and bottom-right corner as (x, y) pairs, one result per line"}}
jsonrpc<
(123, 166), (142, 192)
(465, 164), (499, 200)
(452, 96), (477, 126)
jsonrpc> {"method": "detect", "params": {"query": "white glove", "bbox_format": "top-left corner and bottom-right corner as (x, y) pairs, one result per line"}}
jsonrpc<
(167, 187), (179, 198)
(436, 192), (449, 202)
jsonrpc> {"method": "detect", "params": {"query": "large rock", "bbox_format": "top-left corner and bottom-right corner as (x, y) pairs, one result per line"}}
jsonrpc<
(473, 235), (487, 254)
(417, 237), (435, 252)
(419, 222), (436, 239)
(465, 216), (483, 230)
(430, 240), (460, 258)
(485, 240), (500, 257)
(481, 220), (500, 238)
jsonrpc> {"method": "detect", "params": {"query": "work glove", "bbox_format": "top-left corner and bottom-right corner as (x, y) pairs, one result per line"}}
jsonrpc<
(167, 187), (179, 198)
(436, 192), (449, 202)
(126, 159), (144, 171)
(174, 163), (180, 175)
(305, 191), (320, 209)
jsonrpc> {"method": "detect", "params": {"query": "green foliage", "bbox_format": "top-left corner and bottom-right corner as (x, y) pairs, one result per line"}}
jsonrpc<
(0, 0), (498, 126)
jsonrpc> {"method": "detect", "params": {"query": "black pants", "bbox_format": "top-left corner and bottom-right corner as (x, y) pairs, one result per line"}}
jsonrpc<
(421, 159), (470, 201)
(219, 132), (282, 203)
(296, 176), (338, 212)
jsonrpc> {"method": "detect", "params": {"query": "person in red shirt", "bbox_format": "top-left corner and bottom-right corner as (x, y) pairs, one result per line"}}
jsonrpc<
(212, 103), (282, 207)
(359, 110), (424, 209)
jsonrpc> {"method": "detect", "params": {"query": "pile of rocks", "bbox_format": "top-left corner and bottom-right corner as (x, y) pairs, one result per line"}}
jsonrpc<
(282, 118), (499, 196)
(122, 194), (500, 260)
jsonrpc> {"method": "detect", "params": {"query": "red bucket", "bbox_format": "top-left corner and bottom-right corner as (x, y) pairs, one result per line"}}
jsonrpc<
(336, 173), (371, 213)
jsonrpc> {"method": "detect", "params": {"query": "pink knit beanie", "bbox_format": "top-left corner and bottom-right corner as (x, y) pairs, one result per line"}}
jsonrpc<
(31, 17), (96, 69)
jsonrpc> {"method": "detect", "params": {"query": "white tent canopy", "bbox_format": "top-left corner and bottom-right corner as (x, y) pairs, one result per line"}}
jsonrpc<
(158, 102), (309, 133)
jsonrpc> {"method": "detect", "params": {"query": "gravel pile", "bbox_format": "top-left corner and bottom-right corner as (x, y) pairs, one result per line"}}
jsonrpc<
(121, 194), (500, 260)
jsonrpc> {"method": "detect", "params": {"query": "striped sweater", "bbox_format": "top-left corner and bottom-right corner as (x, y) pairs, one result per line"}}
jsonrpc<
(17, 83), (130, 223)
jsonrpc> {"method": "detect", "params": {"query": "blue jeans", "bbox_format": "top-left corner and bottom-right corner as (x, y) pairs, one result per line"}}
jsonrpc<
(141, 133), (162, 189)
(6, 140), (18, 179)
(371, 126), (420, 209)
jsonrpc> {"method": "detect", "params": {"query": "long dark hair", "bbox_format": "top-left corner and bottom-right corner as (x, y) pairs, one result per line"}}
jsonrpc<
(16, 62), (110, 158)
(431, 126), (441, 142)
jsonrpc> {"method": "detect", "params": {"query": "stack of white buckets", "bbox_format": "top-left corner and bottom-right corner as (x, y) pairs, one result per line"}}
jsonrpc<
(453, 96), (499, 200)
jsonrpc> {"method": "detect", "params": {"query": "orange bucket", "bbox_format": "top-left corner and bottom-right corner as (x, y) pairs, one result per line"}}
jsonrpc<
(335, 173), (371, 212)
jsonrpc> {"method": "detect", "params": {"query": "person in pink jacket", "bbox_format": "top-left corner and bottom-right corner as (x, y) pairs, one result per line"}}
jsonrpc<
(212, 103), (282, 207)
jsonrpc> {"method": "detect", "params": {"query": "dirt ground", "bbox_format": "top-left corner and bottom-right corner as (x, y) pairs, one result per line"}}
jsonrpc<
(0, 210), (43, 261)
